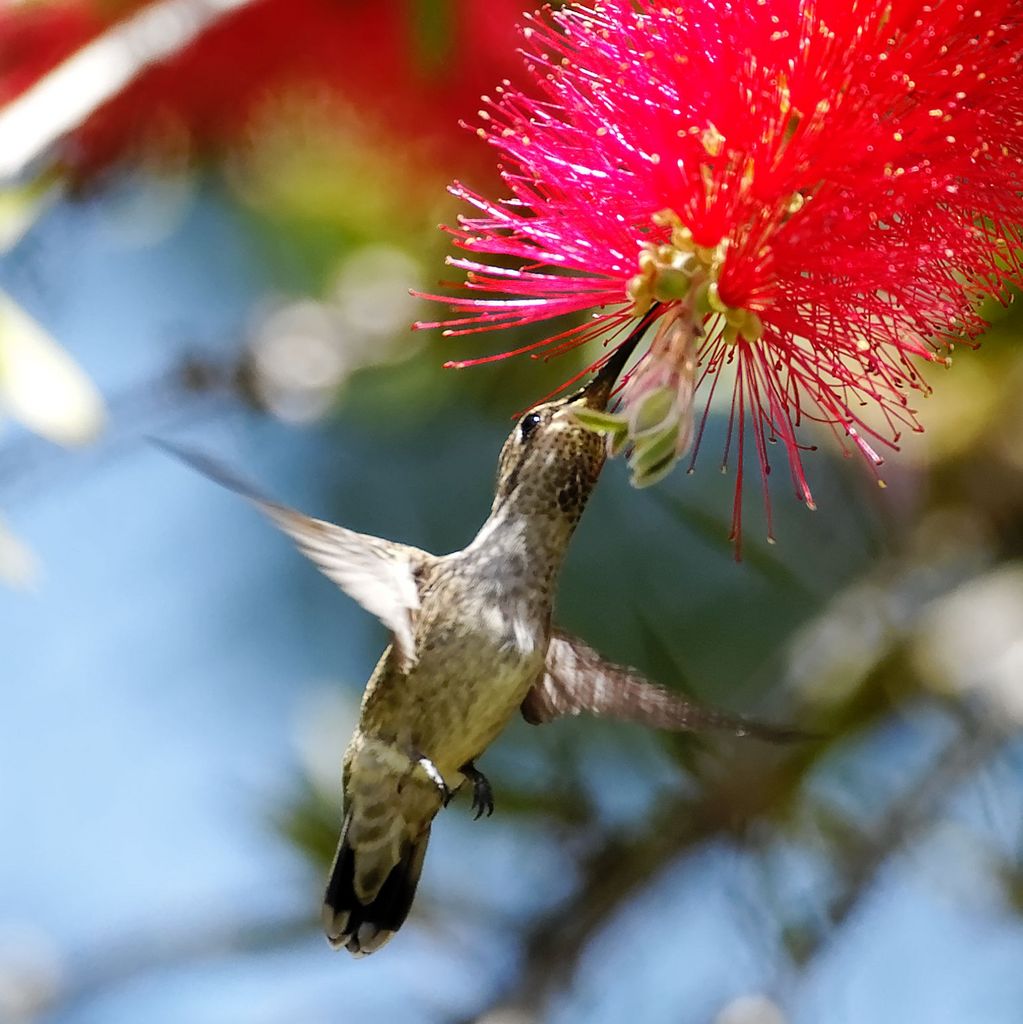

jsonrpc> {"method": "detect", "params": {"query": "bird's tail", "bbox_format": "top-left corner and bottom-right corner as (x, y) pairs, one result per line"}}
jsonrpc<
(322, 811), (430, 957)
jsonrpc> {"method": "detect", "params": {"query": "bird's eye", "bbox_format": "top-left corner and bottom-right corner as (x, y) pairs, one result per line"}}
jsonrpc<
(519, 411), (542, 441)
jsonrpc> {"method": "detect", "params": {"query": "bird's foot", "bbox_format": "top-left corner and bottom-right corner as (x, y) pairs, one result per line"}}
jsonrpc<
(416, 756), (453, 805)
(459, 761), (494, 820)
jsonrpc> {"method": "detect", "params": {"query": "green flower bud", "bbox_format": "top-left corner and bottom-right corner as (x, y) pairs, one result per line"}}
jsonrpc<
(628, 385), (677, 437)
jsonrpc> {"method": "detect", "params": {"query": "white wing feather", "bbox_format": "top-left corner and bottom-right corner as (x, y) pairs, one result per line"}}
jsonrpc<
(158, 442), (430, 668)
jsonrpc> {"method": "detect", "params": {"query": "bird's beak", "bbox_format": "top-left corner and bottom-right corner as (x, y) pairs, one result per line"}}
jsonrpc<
(575, 304), (661, 411)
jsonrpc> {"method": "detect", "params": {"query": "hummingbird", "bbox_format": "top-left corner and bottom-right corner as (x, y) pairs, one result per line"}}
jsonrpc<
(161, 315), (800, 957)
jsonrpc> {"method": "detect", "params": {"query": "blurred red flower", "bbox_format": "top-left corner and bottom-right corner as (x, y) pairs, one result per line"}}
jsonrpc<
(0, 0), (533, 182)
(420, 0), (1023, 542)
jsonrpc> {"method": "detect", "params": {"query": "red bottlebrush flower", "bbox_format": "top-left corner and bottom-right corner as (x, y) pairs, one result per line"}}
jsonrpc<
(418, 0), (1023, 543)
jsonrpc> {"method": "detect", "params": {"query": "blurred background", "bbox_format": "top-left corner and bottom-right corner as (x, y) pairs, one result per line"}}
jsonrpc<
(2, 2), (1023, 1022)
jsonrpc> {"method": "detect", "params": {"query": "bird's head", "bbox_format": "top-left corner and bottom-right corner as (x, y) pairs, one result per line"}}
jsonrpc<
(490, 312), (655, 524)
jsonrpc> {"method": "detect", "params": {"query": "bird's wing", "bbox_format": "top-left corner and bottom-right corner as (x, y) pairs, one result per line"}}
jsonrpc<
(523, 630), (805, 742)
(158, 441), (430, 667)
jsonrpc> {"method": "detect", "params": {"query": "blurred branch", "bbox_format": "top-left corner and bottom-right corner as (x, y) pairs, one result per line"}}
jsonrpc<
(0, 0), (258, 185)
(464, 695), (1010, 1024)
(465, 740), (815, 1022)
(823, 704), (1006, 933)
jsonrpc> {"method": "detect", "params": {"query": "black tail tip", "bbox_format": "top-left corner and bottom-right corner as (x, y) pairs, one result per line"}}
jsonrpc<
(322, 904), (395, 957)
(322, 827), (430, 957)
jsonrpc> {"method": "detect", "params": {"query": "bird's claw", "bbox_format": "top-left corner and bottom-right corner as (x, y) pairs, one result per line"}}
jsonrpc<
(460, 761), (494, 820)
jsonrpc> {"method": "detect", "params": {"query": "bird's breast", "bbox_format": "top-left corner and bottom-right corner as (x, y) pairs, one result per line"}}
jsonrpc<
(362, 579), (550, 779)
